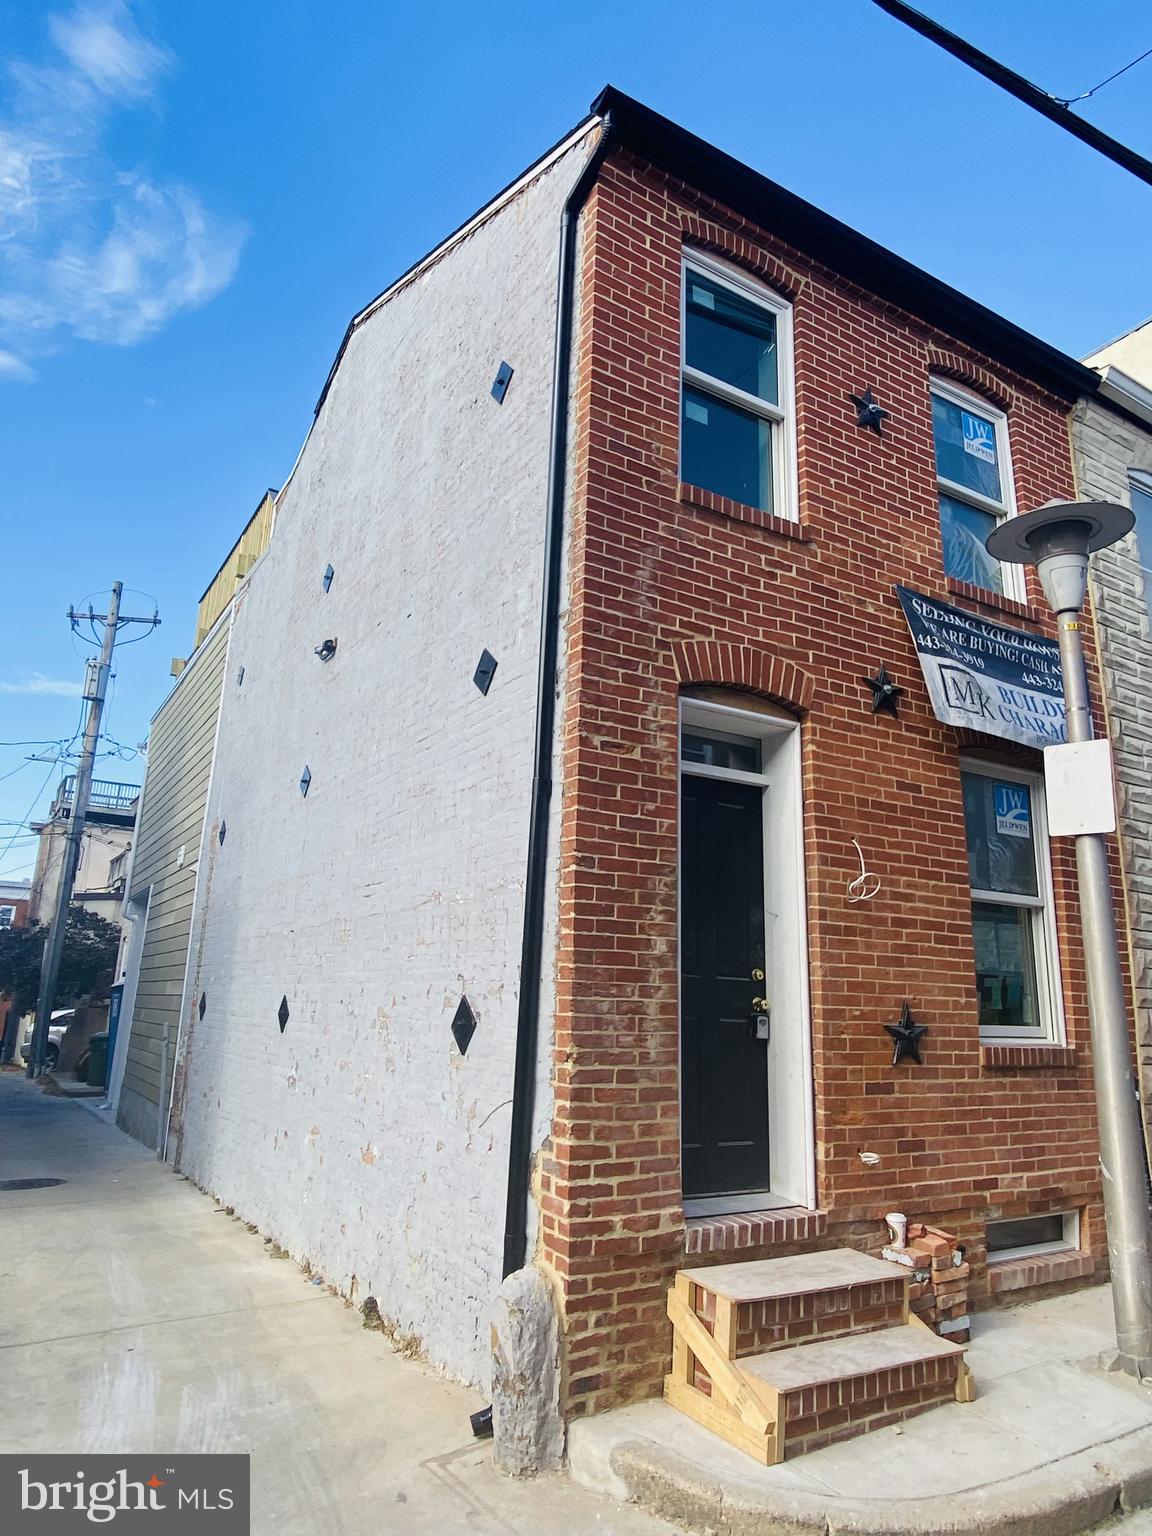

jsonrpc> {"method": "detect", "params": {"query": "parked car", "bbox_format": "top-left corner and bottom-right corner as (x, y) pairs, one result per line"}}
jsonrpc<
(20, 1009), (76, 1072)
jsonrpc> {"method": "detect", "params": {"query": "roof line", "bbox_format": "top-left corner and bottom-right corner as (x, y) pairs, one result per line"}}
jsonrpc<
(313, 115), (600, 419)
(591, 85), (1099, 401)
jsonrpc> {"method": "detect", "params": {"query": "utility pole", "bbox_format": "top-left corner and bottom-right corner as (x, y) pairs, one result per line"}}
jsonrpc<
(26, 583), (159, 1078)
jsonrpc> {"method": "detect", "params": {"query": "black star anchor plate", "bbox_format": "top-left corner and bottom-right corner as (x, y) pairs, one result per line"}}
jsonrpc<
(850, 387), (890, 436)
(862, 663), (904, 718)
(885, 1001), (928, 1066)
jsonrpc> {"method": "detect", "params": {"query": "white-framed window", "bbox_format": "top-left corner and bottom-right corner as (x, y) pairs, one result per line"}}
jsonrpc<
(931, 378), (1022, 600)
(0, 906), (14, 928)
(1129, 471), (1152, 628)
(961, 757), (1064, 1042)
(681, 250), (796, 519)
(987, 1210), (1079, 1264)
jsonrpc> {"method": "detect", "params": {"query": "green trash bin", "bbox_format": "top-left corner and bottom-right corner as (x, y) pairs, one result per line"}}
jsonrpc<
(87, 1031), (109, 1088)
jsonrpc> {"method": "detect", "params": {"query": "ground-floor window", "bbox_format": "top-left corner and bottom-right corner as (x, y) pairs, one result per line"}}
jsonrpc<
(960, 756), (1064, 1043)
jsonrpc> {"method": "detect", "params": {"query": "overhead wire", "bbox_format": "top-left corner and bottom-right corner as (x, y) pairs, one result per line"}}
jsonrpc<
(0, 756), (61, 870)
(1051, 45), (1152, 106)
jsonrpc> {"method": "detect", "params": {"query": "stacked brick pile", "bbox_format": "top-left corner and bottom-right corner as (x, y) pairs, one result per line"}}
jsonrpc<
(904, 1224), (971, 1343)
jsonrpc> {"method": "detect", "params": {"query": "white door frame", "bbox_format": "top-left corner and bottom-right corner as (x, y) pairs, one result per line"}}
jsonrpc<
(678, 697), (816, 1214)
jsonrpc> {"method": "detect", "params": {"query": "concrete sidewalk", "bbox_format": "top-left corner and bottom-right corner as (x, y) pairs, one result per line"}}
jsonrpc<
(570, 1272), (1152, 1534)
(0, 1073), (674, 1536)
(8, 1070), (1152, 1536)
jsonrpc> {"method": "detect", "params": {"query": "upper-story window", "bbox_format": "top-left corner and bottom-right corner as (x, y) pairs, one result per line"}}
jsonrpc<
(1129, 472), (1152, 627)
(0, 906), (14, 928)
(681, 252), (795, 519)
(932, 380), (1021, 600)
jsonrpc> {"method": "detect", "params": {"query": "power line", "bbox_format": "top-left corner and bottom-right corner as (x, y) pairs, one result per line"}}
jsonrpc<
(870, 1), (1152, 188)
(0, 757), (60, 870)
(0, 754), (58, 787)
(1054, 45), (1152, 107)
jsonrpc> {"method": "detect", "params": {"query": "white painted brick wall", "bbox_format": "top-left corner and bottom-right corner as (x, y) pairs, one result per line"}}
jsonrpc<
(175, 134), (593, 1386)
(1072, 395), (1152, 1093)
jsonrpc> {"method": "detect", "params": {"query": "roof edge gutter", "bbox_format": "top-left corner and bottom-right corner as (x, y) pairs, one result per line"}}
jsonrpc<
(1096, 365), (1152, 431)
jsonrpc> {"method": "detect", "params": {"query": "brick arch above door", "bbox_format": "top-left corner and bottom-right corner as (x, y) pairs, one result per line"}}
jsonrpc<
(670, 639), (815, 715)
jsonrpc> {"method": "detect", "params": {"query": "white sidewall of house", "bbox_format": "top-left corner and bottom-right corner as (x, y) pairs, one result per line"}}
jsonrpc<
(176, 135), (594, 1386)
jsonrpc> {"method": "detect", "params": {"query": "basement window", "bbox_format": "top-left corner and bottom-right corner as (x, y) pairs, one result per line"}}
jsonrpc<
(932, 379), (1021, 599)
(681, 252), (795, 519)
(987, 1211), (1079, 1263)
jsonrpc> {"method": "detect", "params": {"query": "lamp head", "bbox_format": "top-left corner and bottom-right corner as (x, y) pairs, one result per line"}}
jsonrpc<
(984, 500), (1134, 616)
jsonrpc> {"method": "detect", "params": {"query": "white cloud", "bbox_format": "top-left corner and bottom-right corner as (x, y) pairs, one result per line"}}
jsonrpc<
(0, 673), (83, 696)
(0, 349), (35, 381)
(0, 3), (246, 375)
(48, 3), (169, 100)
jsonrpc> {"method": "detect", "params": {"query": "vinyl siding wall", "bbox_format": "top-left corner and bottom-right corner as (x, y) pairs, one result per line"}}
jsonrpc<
(117, 615), (230, 1146)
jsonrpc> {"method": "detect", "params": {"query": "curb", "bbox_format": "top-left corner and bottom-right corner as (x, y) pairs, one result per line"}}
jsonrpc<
(578, 1423), (1152, 1536)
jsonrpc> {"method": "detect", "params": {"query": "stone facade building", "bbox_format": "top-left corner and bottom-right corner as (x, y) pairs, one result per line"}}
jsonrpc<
(115, 89), (1138, 1453)
(1072, 324), (1152, 1150)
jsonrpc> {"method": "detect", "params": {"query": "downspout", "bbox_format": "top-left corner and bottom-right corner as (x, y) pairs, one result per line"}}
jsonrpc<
(471, 112), (615, 1437)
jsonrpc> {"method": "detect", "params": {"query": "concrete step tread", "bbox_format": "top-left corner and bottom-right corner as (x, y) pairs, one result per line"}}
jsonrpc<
(740, 1323), (964, 1393)
(678, 1247), (904, 1303)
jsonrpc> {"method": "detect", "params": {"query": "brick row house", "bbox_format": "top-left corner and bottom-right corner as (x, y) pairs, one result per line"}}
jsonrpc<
(112, 88), (1139, 1462)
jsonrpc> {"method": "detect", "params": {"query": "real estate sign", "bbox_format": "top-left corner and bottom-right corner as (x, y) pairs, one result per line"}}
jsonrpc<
(895, 586), (1065, 751)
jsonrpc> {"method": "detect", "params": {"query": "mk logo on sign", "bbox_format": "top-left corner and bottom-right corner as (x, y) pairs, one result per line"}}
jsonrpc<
(939, 664), (994, 719)
(1, 1455), (249, 1531)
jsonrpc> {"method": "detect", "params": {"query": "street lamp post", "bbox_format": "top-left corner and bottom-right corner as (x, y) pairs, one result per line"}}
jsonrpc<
(987, 500), (1152, 1378)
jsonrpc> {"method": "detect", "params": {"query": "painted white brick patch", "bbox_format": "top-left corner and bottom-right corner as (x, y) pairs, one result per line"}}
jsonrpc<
(174, 134), (594, 1387)
(1072, 395), (1152, 1111)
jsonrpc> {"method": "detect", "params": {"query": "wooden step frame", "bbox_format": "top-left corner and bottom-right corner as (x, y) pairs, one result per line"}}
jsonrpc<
(665, 1273), (783, 1464)
(664, 1263), (974, 1464)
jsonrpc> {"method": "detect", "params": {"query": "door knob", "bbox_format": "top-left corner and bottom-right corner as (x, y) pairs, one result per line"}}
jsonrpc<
(752, 996), (769, 1011)
(752, 969), (765, 981)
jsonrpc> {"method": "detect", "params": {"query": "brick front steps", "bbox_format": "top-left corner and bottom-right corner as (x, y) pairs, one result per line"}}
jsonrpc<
(664, 1247), (972, 1463)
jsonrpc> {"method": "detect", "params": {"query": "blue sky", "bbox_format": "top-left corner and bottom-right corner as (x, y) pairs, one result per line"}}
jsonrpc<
(1, 0), (1150, 879)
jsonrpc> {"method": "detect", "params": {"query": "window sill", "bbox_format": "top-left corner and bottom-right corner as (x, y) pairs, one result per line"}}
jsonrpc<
(946, 578), (1041, 624)
(679, 483), (809, 541)
(981, 1044), (1077, 1070)
(986, 1249), (1095, 1294)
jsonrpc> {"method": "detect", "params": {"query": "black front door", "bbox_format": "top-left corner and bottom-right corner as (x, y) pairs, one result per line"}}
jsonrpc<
(680, 774), (769, 1200)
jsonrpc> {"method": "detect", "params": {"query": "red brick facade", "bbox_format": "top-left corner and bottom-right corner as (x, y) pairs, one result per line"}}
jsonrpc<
(538, 147), (1114, 1421)
(0, 894), (30, 1060)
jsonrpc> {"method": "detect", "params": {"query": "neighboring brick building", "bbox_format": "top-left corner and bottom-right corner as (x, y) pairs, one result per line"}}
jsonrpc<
(0, 879), (31, 1062)
(148, 89), (1131, 1450)
(1072, 329), (1152, 1153)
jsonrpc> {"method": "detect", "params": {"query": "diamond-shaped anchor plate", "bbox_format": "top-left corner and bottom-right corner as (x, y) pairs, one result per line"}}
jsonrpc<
(278, 996), (290, 1033)
(473, 649), (498, 696)
(451, 996), (476, 1055)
